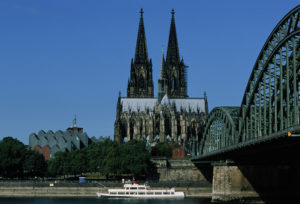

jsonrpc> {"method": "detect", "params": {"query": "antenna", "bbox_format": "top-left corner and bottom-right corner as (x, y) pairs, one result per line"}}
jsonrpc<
(73, 115), (77, 127)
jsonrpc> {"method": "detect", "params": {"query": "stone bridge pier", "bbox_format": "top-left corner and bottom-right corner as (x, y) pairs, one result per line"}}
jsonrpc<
(211, 161), (300, 202)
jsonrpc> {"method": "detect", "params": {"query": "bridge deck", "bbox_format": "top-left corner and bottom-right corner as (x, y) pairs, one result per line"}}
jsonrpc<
(192, 125), (300, 164)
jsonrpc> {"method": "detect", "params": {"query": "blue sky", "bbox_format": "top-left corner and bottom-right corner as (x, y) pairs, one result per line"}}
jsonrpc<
(0, 0), (299, 144)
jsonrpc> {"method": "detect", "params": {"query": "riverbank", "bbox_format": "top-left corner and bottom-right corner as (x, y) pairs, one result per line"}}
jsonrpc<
(0, 186), (212, 198)
(0, 182), (212, 198)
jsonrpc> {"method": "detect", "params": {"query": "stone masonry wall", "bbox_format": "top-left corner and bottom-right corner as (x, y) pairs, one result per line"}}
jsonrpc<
(151, 157), (209, 183)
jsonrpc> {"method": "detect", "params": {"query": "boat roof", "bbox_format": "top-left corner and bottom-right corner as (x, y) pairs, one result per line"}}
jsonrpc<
(123, 183), (146, 187)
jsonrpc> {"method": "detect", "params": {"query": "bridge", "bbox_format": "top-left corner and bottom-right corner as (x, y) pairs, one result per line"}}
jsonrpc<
(190, 5), (300, 202)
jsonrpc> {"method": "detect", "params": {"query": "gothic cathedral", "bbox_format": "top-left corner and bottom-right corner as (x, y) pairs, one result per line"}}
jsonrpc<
(114, 9), (208, 152)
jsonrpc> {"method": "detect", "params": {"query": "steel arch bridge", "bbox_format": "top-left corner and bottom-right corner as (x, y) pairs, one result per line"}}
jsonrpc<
(199, 107), (239, 154)
(193, 5), (300, 163)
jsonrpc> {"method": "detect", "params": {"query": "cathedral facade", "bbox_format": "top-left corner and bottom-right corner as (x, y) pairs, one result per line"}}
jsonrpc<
(114, 9), (208, 151)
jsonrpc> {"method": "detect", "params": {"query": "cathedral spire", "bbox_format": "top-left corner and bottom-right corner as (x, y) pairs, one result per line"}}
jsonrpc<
(127, 9), (154, 98)
(159, 48), (166, 79)
(116, 91), (122, 120)
(164, 9), (187, 98)
(134, 8), (148, 64)
(158, 48), (166, 101)
(166, 9), (180, 65)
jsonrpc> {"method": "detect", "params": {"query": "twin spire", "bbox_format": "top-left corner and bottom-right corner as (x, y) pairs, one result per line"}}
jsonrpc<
(134, 8), (180, 66)
(128, 8), (187, 99)
(166, 9), (180, 65)
(134, 8), (148, 64)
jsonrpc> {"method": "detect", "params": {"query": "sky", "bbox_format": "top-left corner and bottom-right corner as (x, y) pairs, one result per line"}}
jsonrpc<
(0, 0), (299, 144)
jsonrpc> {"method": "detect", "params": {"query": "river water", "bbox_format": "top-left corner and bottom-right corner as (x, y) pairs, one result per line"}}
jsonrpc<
(0, 198), (212, 204)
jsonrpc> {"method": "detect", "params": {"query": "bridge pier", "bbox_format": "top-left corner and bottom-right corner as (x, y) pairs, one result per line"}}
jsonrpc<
(212, 162), (300, 202)
(212, 162), (258, 202)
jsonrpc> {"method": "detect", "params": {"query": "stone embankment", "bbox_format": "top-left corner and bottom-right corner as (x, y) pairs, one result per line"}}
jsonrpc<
(0, 158), (213, 198)
(0, 182), (211, 198)
(0, 186), (99, 197)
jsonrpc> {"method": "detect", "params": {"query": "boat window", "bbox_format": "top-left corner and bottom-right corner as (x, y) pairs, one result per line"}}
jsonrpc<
(171, 192), (174, 195)
(147, 192), (154, 195)
(138, 192), (145, 195)
(118, 192), (125, 195)
(163, 192), (170, 195)
(130, 192), (135, 195)
(155, 192), (162, 195)
(138, 187), (145, 190)
(110, 192), (117, 195)
(130, 187), (137, 190)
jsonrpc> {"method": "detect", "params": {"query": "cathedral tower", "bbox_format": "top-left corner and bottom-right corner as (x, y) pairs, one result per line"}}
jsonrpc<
(159, 9), (188, 99)
(115, 9), (208, 148)
(158, 49), (167, 101)
(127, 9), (154, 98)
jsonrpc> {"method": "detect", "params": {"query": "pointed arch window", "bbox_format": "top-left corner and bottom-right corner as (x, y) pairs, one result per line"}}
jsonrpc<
(171, 77), (176, 89)
(130, 121), (134, 141)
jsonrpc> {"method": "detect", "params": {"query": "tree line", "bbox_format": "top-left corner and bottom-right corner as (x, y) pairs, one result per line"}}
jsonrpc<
(0, 137), (47, 178)
(48, 139), (155, 178)
(0, 137), (173, 179)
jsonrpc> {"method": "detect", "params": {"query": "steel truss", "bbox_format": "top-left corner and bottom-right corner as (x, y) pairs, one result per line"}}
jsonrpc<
(195, 5), (300, 159)
(199, 107), (239, 154)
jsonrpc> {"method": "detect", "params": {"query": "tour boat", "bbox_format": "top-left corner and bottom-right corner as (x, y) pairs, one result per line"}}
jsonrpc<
(96, 182), (184, 198)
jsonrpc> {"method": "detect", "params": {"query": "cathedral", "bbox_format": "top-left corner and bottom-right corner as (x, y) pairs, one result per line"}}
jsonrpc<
(114, 9), (208, 151)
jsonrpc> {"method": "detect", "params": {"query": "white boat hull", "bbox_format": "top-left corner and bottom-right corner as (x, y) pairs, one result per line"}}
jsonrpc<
(96, 183), (184, 199)
(97, 192), (184, 198)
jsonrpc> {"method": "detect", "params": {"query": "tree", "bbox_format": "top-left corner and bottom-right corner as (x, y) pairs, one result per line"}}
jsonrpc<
(0, 137), (47, 178)
(0, 137), (27, 178)
(120, 140), (150, 176)
(47, 151), (69, 177)
(151, 142), (173, 158)
(102, 141), (121, 177)
(46, 138), (154, 179)
(23, 150), (47, 177)
(69, 149), (88, 175)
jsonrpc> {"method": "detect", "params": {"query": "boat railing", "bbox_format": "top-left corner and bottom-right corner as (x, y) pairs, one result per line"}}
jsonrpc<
(96, 182), (107, 188)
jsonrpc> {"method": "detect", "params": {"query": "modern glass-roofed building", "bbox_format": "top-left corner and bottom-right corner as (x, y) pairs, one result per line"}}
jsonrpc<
(29, 118), (92, 160)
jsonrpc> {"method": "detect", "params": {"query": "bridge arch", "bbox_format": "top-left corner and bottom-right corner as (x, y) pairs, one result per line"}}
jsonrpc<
(239, 5), (300, 141)
(192, 5), (300, 163)
(199, 107), (240, 154)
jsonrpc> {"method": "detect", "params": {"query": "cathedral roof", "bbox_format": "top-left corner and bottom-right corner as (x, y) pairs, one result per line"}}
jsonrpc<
(170, 98), (206, 113)
(161, 94), (170, 105)
(121, 98), (157, 112)
(120, 97), (206, 113)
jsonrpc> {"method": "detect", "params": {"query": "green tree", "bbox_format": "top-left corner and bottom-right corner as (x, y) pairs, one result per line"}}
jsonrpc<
(0, 137), (47, 178)
(0, 137), (27, 178)
(151, 142), (173, 158)
(120, 140), (150, 176)
(23, 150), (47, 177)
(46, 138), (154, 179)
(86, 139), (110, 173)
(47, 151), (69, 177)
(102, 141), (121, 177)
(69, 148), (88, 175)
